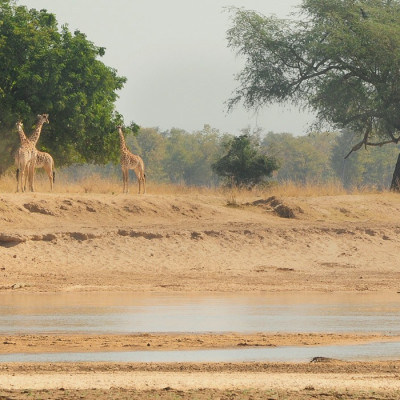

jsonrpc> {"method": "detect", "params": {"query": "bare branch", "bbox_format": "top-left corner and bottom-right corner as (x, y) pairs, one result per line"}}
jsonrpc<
(344, 139), (365, 159)
(345, 125), (400, 159)
(366, 139), (399, 146)
(344, 122), (372, 159)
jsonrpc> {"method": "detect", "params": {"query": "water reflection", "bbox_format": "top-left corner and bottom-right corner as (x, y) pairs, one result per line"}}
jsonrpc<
(0, 292), (399, 335)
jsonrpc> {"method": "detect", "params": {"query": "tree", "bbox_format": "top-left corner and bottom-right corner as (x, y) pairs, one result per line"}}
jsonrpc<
(227, 1), (400, 189)
(331, 129), (400, 189)
(134, 127), (167, 183)
(212, 134), (279, 187)
(262, 131), (337, 184)
(181, 125), (221, 186)
(0, 0), (126, 173)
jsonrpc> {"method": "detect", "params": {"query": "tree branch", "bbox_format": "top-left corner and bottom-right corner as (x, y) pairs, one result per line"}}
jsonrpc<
(344, 122), (372, 159)
(345, 124), (400, 159)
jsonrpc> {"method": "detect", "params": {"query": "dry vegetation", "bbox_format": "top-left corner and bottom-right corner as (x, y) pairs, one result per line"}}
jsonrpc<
(0, 169), (385, 198)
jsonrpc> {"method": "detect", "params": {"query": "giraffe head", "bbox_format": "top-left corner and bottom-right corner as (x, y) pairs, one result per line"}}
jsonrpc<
(16, 120), (23, 130)
(116, 125), (125, 137)
(37, 113), (50, 125)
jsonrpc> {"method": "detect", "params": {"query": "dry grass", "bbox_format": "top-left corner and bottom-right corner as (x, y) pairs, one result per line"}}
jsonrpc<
(259, 180), (347, 197)
(0, 171), (222, 196)
(0, 171), (20, 192)
(0, 170), (389, 199)
(219, 180), (388, 206)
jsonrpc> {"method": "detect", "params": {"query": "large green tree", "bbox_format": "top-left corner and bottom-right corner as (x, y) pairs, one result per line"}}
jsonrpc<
(227, 0), (400, 189)
(0, 0), (126, 173)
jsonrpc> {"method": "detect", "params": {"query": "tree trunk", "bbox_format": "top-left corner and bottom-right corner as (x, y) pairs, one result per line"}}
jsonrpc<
(390, 153), (400, 191)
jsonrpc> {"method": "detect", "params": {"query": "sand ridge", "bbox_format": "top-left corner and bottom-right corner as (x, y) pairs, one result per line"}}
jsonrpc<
(1, 332), (400, 354)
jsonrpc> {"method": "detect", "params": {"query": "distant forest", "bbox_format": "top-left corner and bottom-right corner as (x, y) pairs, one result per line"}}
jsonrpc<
(62, 125), (400, 190)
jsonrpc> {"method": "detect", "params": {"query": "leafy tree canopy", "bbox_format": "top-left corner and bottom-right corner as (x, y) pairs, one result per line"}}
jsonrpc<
(227, 0), (400, 157)
(212, 134), (279, 187)
(0, 0), (127, 173)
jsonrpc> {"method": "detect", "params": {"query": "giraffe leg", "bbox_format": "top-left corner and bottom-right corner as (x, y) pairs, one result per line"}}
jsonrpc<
(16, 168), (20, 192)
(44, 164), (53, 191)
(23, 164), (29, 192)
(50, 170), (53, 191)
(21, 160), (31, 193)
(142, 174), (146, 194)
(26, 162), (33, 191)
(29, 160), (36, 192)
(135, 171), (140, 194)
(134, 169), (146, 194)
(20, 167), (26, 193)
(122, 169), (128, 193)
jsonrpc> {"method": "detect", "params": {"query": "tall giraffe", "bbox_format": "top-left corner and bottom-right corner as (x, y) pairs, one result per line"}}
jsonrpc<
(117, 125), (146, 194)
(26, 114), (50, 192)
(14, 121), (33, 192)
(15, 117), (54, 191)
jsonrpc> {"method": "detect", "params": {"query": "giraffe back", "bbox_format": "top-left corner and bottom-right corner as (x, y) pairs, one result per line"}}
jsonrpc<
(35, 151), (54, 169)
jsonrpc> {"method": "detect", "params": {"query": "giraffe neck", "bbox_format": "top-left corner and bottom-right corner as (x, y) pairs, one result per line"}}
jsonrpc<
(29, 120), (46, 146)
(17, 125), (28, 145)
(118, 128), (128, 153)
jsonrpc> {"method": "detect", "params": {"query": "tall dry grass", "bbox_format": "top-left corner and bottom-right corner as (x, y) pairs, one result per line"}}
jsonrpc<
(259, 180), (348, 197)
(0, 170), (389, 198)
(0, 170), (223, 196)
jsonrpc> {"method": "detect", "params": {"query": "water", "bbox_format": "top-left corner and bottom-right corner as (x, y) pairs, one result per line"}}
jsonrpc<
(1, 342), (400, 363)
(0, 291), (399, 335)
(1, 291), (399, 362)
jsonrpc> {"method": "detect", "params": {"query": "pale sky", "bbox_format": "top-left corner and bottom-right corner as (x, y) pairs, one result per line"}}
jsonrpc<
(18, 0), (312, 135)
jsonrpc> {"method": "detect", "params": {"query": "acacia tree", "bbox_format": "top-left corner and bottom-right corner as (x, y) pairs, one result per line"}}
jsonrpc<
(0, 0), (126, 173)
(227, 0), (400, 190)
(212, 134), (279, 187)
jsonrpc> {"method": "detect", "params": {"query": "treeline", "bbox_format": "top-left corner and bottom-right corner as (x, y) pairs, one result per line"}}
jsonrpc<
(63, 125), (400, 190)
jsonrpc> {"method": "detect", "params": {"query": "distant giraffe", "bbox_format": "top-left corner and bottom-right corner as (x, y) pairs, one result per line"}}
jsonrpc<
(15, 117), (54, 191)
(26, 114), (50, 192)
(117, 125), (146, 194)
(14, 121), (33, 192)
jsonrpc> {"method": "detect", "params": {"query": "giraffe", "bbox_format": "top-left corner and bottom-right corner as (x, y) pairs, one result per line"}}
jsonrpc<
(14, 121), (33, 192)
(23, 151), (55, 192)
(14, 114), (50, 192)
(26, 113), (50, 192)
(117, 125), (146, 194)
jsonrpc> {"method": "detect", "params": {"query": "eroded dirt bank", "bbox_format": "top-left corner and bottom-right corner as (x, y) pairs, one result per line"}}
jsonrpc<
(1, 192), (400, 293)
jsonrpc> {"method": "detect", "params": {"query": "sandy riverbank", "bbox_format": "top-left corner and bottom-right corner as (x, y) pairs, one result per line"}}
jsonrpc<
(1, 361), (400, 399)
(1, 191), (400, 293)
(1, 191), (400, 398)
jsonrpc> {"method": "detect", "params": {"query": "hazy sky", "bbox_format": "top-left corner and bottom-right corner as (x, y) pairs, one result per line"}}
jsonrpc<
(19, 0), (312, 135)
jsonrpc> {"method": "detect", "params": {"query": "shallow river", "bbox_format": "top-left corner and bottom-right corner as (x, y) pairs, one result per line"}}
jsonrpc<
(1, 291), (399, 362)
